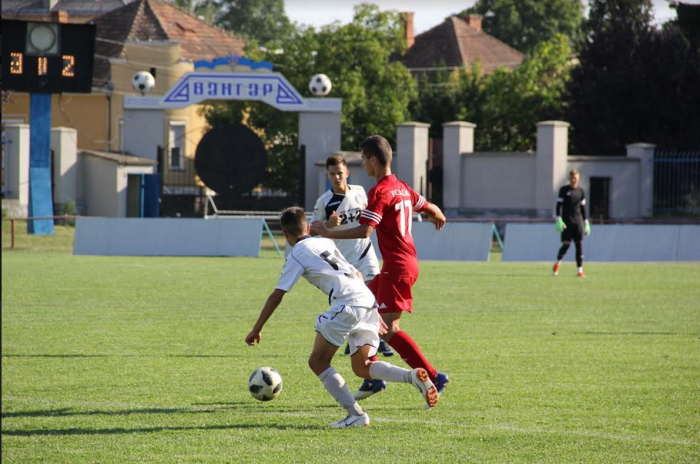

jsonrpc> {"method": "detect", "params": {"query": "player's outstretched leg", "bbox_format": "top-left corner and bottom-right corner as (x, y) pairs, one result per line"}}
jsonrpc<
(575, 240), (585, 277)
(554, 242), (570, 276)
(363, 361), (443, 407)
(411, 368), (439, 409)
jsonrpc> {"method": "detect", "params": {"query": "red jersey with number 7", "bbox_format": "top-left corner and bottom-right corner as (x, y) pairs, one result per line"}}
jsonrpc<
(359, 174), (428, 276)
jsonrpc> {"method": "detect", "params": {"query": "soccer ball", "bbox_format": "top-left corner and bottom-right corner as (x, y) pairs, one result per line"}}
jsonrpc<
(309, 73), (332, 97)
(248, 366), (283, 401)
(132, 71), (155, 95)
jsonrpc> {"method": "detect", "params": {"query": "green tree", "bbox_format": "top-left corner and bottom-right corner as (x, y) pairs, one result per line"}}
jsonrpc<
(201, 4), (417, 195)
(409, 64), (471, 139)
(467, 34), (573, 150)
(566, 0), (700, 153)
(459, 0), (585, 54)
(409, 35), (572, 151)
(170, 0), (218, 23)
(201, 0), (296, 44)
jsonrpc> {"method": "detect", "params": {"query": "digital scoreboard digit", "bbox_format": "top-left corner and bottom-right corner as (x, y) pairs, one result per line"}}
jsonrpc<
(2, 19), (96, 93)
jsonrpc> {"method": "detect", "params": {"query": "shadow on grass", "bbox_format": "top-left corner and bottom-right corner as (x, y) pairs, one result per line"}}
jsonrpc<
(1, 407), (222, 419)
(2, 354), (292, 359)
(2, 422), (324, 436)
(2, 403), (337, 420)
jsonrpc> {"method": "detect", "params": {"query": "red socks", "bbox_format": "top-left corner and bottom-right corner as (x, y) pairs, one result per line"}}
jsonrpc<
(386, 330), (438, 380)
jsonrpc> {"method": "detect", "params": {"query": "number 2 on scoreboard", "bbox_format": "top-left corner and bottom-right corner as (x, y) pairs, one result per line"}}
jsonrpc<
(395, 200), (413, 237)
(62, 55), (75, 77)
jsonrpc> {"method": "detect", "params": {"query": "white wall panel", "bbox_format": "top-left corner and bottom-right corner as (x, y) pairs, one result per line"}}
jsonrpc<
(74, 218), (262, 256)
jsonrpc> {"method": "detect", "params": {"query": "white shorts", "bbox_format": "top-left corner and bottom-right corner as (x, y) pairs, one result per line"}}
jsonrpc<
(354, 247), (380, 282)
(315, 303), (380, 357)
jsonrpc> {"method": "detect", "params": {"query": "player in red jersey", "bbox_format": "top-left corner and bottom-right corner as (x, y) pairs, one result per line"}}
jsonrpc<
(311, 135), (449, 400)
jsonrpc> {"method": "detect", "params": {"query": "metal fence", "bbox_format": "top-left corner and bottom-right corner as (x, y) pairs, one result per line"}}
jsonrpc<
(653, 150), (700, 216)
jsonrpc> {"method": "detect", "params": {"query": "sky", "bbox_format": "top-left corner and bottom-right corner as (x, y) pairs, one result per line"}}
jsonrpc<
(284, 0), (686, 35)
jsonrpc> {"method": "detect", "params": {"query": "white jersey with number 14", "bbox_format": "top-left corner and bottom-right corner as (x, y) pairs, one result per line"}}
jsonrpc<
(275, 236), (375, 308)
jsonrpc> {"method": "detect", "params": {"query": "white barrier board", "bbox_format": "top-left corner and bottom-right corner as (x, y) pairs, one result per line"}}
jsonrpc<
(503, 223), (699, 262)
(676, 225), (700, 261)
(371, 222), (493, 262)
(74, 218), (262, 256)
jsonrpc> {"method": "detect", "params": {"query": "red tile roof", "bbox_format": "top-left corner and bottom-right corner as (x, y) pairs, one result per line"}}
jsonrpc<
(92, 0), (245, 88)
(399, 17), (524, 74)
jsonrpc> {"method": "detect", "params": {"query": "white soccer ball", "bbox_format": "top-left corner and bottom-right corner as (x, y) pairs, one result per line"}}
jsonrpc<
(309, 73), (332, 97)
(132, 71), (155, 95)
(248, 366), (283, 401)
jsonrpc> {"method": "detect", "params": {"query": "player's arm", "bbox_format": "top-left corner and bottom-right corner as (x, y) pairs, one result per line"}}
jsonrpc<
(315, 187), (382, 239)
(554, 188), (566, 232)
(309, 212), (341, 236)
(581, 192), (590, 235)
(422, 203), (446, 230)
(245, 289), (286, 346)
(311, 222), (373, 239)
(410, 189), (445, 230)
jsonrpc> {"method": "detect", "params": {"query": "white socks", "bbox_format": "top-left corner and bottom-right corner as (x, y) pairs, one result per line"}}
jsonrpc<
(369, 361), (413, 384)
(318, 367), (364, 416)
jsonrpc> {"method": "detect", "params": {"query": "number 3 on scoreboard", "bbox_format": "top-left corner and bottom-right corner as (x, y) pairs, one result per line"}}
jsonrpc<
(395, 200), (413, 237)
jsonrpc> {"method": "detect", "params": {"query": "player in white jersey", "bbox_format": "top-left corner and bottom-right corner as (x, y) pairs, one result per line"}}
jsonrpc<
(245, 207), (438, 427)
(310, 156), (380, 281)
(310, 155), (393, 357)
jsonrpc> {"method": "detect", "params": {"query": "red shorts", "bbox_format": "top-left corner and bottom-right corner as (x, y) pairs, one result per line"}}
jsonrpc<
(366, 273), (417, 314)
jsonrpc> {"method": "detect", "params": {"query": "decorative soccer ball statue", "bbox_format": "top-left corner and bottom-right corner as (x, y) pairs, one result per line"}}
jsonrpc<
(248, 366), (283, 401)
(132, 71), (155, 95)
(309, 73), (332, 97)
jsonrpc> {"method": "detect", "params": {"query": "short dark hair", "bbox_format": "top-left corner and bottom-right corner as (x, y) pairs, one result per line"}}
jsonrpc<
(325, 155), (347, 170)
(280, 206), (306, 236)
(359, 135), (392, 166)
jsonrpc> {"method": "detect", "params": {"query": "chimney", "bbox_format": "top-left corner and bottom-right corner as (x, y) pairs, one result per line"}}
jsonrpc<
(466, 14), (482, 31)
(43, 0), (59, 9)
(402, 12), (415, 49)
(50, 10), (69, 23)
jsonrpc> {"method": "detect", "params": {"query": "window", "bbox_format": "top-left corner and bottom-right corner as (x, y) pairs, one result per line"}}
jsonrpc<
(168, 121), (185, 170)
(589, 177), (611, 220)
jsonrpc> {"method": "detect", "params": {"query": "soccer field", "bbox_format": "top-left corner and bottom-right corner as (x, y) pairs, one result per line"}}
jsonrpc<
(2, 251), (699, 463)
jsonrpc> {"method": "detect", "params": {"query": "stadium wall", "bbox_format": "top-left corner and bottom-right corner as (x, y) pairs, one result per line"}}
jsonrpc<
(432, 121), (654, 221)
(73, 217), (262, 256)
(502, 223), (700, 262)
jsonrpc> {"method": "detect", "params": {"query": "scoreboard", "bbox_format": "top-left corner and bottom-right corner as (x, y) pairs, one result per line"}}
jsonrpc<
(2, 19), (96, 94)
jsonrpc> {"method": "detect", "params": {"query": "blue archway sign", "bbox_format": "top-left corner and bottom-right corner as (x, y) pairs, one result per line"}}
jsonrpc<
(125, 72), (341, 114)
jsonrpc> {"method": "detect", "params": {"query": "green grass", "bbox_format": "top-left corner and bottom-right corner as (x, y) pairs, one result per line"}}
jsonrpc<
(2, 245), (700, 462)
(2, 220), (76, 253)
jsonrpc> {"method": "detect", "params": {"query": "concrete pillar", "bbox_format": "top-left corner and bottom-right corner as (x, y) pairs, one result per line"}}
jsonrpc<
(396, 122), (430, 195)
(626, 142), (656, 218)
(535, 121), (569, 217)
(442, 121), (475, 212)
(51, 127), (79, 209)
(299, 110), (341, 210)
(3, 124), (30, 215)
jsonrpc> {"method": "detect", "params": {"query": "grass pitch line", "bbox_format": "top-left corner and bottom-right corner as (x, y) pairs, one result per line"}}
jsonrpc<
(373, 418), (699, 446)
